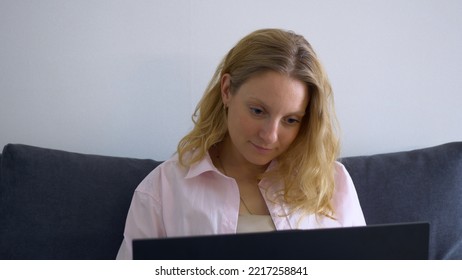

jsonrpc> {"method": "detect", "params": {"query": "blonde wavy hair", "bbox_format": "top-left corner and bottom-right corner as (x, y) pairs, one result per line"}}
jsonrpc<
(178, 28), (340, 218)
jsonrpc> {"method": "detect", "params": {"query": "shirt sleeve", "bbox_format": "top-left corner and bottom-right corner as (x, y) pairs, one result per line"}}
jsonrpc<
(333, 162), (367, 226)
(116, 172), (166, 260)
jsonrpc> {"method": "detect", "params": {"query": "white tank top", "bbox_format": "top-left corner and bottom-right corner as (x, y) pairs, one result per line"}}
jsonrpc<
(236, 215), (276, 233)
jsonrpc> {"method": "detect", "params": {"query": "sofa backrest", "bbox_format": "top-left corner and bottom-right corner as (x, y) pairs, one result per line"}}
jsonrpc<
(2, 142), (461, 260)
(342, 142), (462, 260)
(0, 144), (161, 260)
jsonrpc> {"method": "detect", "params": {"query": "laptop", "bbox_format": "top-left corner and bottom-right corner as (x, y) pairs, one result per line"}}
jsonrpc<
(133, 222), (429, 260)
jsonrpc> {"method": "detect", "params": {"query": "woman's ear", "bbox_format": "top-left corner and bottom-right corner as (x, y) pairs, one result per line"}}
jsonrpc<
(220, 73), (232, 106)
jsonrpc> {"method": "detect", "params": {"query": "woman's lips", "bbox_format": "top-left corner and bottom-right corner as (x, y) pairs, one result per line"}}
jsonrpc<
(251, 142), (273, 153)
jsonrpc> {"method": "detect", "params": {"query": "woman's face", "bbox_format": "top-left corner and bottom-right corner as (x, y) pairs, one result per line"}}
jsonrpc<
(221, 71), (309, 167)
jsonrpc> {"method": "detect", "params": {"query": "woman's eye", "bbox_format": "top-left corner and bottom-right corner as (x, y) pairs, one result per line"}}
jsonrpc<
(250, 107), (264, 116)
(285, 117), (301, 125)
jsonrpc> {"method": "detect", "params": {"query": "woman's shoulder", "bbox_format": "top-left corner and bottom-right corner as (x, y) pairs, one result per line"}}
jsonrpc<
(135, 151), (215, 194)
(331, 161), (366, 225)
(148, 153), (181, 174)
(332, 160), (356, 195)
(134, 154), (183, 193)
(334, 160), (352, 181)
(334, 160), (348, 172)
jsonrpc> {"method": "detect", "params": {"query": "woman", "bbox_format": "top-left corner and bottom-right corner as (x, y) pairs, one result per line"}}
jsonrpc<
(116, 28), (365, 259)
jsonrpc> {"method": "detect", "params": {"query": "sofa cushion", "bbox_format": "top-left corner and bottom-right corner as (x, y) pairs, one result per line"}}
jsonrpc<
(0, 144), (160, 259)
(342, 142), (462, 260)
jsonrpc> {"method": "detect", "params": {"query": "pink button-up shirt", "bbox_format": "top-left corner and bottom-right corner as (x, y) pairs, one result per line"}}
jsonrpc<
(116, 152), (366, 259)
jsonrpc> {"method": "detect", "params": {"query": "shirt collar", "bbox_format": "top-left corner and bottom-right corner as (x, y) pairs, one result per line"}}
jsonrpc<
(184, 151), (221, 179)
(184, 150), (279, 182)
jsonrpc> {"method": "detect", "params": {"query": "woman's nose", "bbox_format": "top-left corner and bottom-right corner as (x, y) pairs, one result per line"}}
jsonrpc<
(258, 119), (278, 144)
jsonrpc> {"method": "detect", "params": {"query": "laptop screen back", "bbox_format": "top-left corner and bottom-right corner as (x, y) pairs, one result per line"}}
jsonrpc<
(133, 222), (429, 260)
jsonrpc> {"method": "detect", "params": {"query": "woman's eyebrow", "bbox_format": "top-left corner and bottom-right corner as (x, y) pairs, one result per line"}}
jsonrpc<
(247, 97), (306, 116)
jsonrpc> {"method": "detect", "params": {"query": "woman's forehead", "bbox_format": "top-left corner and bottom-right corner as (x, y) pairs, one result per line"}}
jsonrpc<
(235, 71), (309, 114)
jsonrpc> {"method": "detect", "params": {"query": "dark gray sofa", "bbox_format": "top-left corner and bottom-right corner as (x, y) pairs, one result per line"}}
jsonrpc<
(1, 142), (461, 259)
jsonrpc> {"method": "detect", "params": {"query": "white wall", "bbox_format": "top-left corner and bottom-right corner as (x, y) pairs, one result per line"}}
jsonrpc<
(1, 0), (461, 160)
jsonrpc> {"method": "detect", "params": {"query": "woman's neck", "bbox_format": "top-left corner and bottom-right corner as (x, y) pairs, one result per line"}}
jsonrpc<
(213, 137), (269, 182)
(212, 138), (271, 215)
